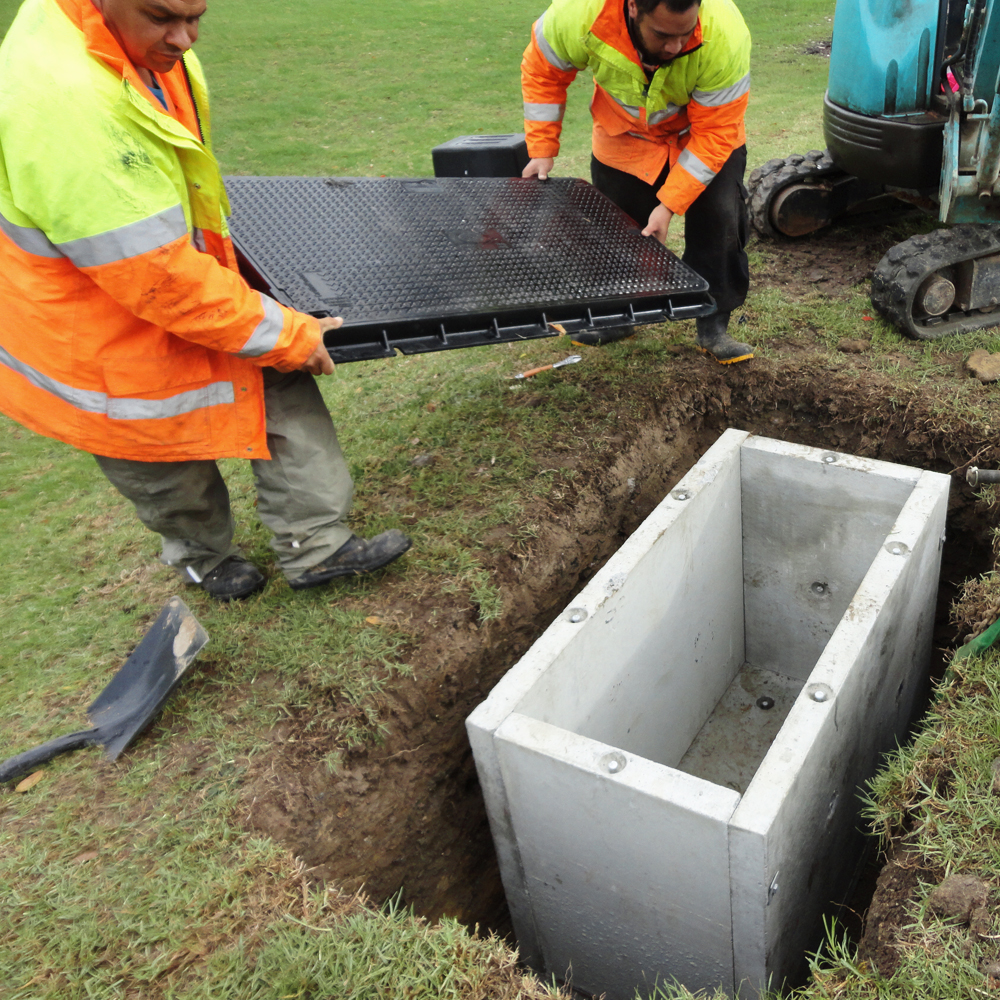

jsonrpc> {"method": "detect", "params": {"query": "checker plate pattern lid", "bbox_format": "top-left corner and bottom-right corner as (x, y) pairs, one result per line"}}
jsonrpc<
(225, 176), (712, 362)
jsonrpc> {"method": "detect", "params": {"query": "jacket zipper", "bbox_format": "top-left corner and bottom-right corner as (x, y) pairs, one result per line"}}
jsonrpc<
(181, 58), (205, 144)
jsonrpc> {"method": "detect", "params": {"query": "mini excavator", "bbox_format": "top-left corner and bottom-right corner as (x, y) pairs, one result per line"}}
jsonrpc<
(748, 0), (1000, 339)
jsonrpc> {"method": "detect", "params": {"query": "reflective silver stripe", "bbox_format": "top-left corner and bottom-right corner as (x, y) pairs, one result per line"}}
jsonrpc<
(692, 73), (751, 107)
(524, 102), (565, 122)
(0, 343), (234, 419)
(107, 381), (235, 420)
(57, 204), (188, 268)
(609, 93), (642, 118)
(678, 148), (717, 185)
(237, 293), (285, 358)
(192, 227), (208, 253)
(648, 103), (684, 124)
(534, 12), (579, 71)
(0, 343), (106, 412)
(0, 212), (63, 259)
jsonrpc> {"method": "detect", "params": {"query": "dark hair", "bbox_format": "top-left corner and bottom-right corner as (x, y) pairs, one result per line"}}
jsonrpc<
(634, 0), (701, 13)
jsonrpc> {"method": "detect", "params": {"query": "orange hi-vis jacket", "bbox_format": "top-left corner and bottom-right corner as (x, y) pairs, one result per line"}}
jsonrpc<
(0, 0), (321, 462)
(522, 0), (751, 216)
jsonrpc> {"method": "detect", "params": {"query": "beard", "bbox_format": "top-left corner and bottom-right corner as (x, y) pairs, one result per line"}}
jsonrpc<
(637, 41), (667, 66)
(628, 14), (668, 66)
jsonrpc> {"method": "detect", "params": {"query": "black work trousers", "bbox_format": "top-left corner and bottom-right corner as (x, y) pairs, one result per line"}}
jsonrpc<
(591, 145), (750, 315)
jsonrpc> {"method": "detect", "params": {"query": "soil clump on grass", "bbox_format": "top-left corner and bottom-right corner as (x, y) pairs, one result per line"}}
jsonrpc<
(859, 850), (930, 976)
(239, 220), (1000, 945)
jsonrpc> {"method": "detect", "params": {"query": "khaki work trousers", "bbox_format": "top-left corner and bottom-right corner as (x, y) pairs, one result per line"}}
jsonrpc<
(95, 368), (354, 582)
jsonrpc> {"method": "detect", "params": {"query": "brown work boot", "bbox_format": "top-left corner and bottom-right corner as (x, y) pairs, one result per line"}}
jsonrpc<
(695, 312), (754, 364)
(288, 530), (412, 590)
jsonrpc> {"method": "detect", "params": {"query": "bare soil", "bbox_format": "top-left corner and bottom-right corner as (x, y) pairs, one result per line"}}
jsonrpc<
(238, 220), (1000, 955)
(859, 850), (933, 977)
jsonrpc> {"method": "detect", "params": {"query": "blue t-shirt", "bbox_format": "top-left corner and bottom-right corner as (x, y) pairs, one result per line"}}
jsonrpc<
(148, 76), (168, 109)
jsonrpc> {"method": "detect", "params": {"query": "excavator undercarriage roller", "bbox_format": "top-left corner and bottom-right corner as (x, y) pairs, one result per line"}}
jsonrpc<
(748, 150), (843, 237)
(748, 149), (891, 238)
(871, 225), (1000, 339)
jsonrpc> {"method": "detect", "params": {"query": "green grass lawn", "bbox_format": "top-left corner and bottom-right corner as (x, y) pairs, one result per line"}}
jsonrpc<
(199, 0), (833, 178)
(0, 0), (834, 175)
(14, 1), (994, 998)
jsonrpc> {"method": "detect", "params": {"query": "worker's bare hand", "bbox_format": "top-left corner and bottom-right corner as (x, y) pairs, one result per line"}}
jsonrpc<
(523, 157), (555, 180)
(302, 317), (342, 376)
(642, 203), (674, 244)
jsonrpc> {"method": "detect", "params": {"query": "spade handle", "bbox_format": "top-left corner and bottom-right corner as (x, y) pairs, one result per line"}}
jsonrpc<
(0, 731), (98, 785)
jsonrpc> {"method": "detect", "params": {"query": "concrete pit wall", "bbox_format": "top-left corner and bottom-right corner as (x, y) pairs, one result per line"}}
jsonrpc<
(466, 429), (951, 999)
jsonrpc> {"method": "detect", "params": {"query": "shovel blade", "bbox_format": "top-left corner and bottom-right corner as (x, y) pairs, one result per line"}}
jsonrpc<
(87, 596), (209, 760)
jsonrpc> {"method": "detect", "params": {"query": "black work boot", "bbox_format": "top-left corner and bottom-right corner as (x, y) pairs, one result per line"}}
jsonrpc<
(571, 326), (637, 347)
(288, 530), (412, 591)
(198, 555), (266, 601)
(695, 311), (753, 364)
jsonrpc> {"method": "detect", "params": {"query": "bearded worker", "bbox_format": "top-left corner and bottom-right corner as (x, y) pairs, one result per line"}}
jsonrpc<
(522, 0), (753, 363)
(0, 0), (411, 600)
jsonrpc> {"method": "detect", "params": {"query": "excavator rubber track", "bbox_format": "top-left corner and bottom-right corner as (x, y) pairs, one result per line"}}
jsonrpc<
(747, 150), (846, 237)
(871, 224), (1000, 340)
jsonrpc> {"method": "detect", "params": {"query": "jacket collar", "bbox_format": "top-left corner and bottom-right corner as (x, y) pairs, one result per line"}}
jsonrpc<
(55, 0), (149, 89)
(591, 0), (704, 69)
(54, 0), (203, 140)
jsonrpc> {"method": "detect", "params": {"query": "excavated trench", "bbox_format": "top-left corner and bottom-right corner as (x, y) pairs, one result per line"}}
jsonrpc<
(240, 352), (997, 976)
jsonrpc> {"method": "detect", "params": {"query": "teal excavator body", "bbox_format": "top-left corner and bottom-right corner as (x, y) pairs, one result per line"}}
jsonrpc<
(825, 0), (944, 191)
(749, 0), (1000, 337)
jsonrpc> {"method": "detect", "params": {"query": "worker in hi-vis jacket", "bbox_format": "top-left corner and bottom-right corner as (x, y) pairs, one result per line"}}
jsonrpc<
(0, 0), (411, 600)
(521, 0), (754, 363)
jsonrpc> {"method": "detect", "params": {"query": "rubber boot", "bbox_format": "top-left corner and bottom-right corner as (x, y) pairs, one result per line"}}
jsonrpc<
(571, 325), (637, 347)
(695, 311), (753, 364)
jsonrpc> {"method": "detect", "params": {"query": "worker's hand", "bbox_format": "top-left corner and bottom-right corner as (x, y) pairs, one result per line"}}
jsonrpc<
(642, 203), (674, 244)
(302, 317), (342, 376)
(522, 157), (555, 180)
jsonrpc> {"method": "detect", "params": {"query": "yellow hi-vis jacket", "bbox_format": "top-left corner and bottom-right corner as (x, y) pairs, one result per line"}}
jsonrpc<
(522, 0), (751, 215)
(0, 0), (320, 462)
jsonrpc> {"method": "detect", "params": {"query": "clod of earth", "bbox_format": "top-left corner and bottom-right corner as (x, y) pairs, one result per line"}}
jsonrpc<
(927, 874), (990, 926)
(860, 852), (925, 976)
(990, 757), (1000, 795)
(802, 39), (832, 57)
(972, 907), (993, 938)
(837, 339), (869, 354)
(966, 349), (1000, 383)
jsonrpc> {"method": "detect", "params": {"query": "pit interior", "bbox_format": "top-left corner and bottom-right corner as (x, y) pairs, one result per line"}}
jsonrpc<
(243, 359), (996, 968)
(510, 438), (927, 798)
(679, 663), (802, 793)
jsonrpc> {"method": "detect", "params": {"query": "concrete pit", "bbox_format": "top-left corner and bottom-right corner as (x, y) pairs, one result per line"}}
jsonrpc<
(468, 431), (950, 998)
